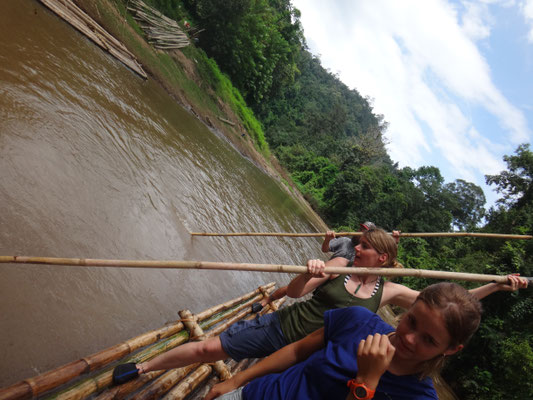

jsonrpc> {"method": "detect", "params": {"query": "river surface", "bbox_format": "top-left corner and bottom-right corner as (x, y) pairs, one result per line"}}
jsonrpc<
(0, 0), (326, 386)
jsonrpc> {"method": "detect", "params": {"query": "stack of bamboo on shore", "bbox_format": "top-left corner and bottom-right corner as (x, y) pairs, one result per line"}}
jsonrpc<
(0, 283), (282, 400)
(128, 0), (190, 50)
(38, 0), (147, 79)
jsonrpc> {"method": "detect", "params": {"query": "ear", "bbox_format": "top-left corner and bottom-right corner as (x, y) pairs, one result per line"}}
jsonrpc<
(378, 253), (388, 265)
(444, 344), (464, 356)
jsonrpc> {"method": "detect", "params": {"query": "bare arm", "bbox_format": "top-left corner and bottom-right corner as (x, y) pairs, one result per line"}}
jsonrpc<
(468, 274), (528, 299)
(321, 230), (336, 253)
(260, 286), (288, 307)
(286, 258), (348, 298)
(204, 328), (325, 400)
(381, 275), (529, 309)
(380, 281), (420, 309)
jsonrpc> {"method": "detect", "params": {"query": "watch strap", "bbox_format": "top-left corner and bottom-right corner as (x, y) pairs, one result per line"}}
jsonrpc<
(347, 378), (376, 400)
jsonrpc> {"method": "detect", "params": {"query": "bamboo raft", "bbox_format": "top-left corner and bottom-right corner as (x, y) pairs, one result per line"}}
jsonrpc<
(37, 0), (147, 79)
(127, 0), (190, 50)
(0, 283), (284, 400)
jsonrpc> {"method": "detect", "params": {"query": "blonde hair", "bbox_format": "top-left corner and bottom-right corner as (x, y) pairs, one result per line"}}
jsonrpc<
(362, 228), (402, 268)
(416, 282), (482, 378)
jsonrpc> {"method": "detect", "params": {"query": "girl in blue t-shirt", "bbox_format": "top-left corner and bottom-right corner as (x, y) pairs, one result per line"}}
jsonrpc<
(205, 282), (482, 400)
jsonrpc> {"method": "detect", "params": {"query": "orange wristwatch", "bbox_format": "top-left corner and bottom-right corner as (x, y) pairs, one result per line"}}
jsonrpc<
(347, 379), (376, 400)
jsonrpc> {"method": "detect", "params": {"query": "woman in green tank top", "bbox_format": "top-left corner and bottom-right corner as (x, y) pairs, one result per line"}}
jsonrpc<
(113, 229), (527, 385)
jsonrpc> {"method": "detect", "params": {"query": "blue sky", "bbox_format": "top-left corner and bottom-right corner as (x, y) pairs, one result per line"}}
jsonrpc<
(291, 0), (533, 207)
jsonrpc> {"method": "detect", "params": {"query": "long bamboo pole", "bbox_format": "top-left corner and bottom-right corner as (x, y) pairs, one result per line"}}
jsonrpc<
(190, 231), (532, 239)
(1, 256), (531, 284)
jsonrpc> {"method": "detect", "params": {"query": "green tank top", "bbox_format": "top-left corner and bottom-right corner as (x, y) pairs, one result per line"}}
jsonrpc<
(278, 275), (384, 343)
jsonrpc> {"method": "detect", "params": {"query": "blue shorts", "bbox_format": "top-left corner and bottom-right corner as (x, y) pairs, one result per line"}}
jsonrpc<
(219, 312), (288, 361)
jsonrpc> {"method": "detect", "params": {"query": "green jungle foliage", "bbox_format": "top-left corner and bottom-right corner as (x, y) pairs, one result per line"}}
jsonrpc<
(134, 0), (532, 397)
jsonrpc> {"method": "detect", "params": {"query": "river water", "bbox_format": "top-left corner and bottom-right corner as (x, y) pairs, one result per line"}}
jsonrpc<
(0, 0), (326, 386)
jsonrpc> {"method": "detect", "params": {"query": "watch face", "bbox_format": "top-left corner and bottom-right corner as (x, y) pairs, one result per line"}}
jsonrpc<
(355, 386), (368, 398)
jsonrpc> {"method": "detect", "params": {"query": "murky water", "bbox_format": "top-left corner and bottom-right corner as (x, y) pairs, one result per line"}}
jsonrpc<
(0, 0), (325, 386)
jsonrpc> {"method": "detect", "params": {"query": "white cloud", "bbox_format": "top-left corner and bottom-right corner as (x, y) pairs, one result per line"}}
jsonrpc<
(522, 0), (533, 41)
(460, 1), (493, 41)
(292, 0), (531, 197)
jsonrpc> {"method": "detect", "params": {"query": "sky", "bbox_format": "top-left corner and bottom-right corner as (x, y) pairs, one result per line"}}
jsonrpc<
(291, 0), (533, 207)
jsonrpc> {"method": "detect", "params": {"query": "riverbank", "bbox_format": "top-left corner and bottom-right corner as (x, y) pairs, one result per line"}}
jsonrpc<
(69, 0), (328, 232)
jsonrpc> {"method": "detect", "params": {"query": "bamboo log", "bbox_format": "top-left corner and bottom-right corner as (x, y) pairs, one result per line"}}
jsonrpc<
(190, 231), (533, 239)
(164, 301), (284, 400)
(178, 310), (230, 380)
(196, 283), (274, 321)
(217, 116), (236, 126)
(47, 332), (190, 400)
(129, 364), (200, 400)
(2, 256), (531, 284)
(160, 301), (284, 400)
(48, 290), (270, 400)
(129, 0), (180, 27)
(169, 303), (284, 400)
(0, 282), (275, 400)
(188, 359), (247, 400)
(94, 370), (166, 400)
(161, 364), (212, 400)
(0, 325), (185, 400)
(127, 0), (189, 50)
(38, 0), (147, 78)
(200, 293), (266, 331)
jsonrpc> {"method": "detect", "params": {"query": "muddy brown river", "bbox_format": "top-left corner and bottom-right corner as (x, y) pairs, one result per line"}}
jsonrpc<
(0, 0), (326, 385)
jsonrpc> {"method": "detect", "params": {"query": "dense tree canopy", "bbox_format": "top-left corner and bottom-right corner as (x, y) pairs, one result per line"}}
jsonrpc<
(182, 0), (302, 104)
(440, 145), (533, 400)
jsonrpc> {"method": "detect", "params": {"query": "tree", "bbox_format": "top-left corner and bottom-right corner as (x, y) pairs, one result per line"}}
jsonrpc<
(444, 179), (486, 230)
(486, 143), (533, 209)
(186, 0), (302, 104)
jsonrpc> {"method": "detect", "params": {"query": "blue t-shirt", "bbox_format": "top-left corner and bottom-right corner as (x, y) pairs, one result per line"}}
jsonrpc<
(242, 307), (438, 400)
(329, 237), (355, 263)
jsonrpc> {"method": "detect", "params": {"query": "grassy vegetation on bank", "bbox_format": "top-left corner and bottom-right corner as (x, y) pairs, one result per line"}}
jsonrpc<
(83, 0), (270, 159)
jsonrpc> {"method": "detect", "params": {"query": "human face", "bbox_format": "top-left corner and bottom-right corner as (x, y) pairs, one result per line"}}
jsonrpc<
(353, 237), (387, 268)
(392, 301), (462, 365)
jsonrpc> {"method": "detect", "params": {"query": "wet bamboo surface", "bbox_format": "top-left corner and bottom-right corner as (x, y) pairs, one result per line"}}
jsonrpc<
(37, 0), (147, 78)
(0, 283), (277, 400)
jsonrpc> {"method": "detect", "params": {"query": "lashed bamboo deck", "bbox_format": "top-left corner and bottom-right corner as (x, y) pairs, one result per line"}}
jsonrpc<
(0, 283), (282, 400)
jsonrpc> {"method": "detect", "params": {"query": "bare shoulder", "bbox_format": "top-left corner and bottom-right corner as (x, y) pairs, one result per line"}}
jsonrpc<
(326, 257), (350, 266)
(381, 281), (419, 308)
(383, 280), (405, 292)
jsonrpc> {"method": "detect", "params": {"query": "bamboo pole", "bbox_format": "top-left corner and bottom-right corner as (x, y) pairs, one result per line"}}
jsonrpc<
(41, 332), (190, 400)
(93, 370), (166, 400)
(178, 310), (230, 380)
(196, 283), (274, 321)
(161, 365), (212, 400)
(38, 0), (147, 78)
(128, 364), (200, 400)
(2, 256), (531, 284)
(167, 301), (286, 400)
(127, 0), (189, 50)
(188, 359), (250, 400)
(0, 282), (275, 400)
(190, 231), (533, 239)
(200, 293), (264, 331)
